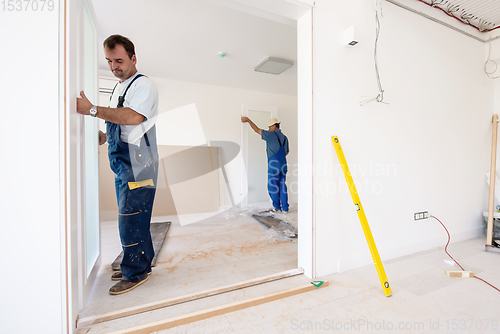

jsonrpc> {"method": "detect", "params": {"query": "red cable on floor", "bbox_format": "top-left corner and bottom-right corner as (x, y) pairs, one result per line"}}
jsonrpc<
(430, 215), (500, 293)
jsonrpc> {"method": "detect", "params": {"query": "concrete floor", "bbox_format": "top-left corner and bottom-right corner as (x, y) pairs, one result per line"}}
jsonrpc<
(148, 237), (500, 334)
(80, 206), (299, 332)
(83, 235), (500, 333)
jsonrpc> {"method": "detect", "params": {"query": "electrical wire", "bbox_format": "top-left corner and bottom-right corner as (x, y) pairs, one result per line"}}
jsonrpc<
(416, 0), (500, 33)
(430, 215), (500, 293)
(485, 38), (500, 79)
(430, 215), (464, 270)
(360, 0), (389, 107)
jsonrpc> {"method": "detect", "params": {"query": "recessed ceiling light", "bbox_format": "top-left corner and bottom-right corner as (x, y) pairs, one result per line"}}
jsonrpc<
(254, 57), (293, 75)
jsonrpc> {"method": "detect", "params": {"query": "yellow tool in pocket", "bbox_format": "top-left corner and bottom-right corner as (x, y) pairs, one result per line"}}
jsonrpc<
(128, 179), (155, 190)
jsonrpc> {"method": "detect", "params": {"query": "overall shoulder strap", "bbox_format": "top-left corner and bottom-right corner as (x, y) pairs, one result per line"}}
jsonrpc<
(274, 132), (282, 146)
(110, 82), (119, 101)
(110, 74), (146, 102)
(111, 74), (147, 101)
(125, 74), (151, 147)
(122, 74), (146, 100)
(115, 74), (147, 108)
(274, 132), (286, 147)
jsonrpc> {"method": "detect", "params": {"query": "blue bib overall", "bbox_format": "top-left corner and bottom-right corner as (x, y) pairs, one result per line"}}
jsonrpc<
(267, 132), (289, 212)
(107, 74), (159, 283)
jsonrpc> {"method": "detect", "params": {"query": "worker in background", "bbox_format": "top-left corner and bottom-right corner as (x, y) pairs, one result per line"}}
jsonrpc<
(241, 116), (289, 213)
(77, 34), (159, 295)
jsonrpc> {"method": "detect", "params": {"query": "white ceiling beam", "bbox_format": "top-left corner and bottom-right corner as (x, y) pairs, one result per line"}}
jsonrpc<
(205, 0), (314, 26)
(205, 0), (297, 26)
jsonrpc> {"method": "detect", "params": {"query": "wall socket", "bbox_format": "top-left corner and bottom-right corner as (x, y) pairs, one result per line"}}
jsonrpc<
(414, 211), (430, 220)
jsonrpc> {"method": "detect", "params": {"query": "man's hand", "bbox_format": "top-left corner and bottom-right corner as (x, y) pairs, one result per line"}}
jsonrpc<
(241, 116), (261, 135)
(99, 130), (107, 145)
(77, 91), (93, 116)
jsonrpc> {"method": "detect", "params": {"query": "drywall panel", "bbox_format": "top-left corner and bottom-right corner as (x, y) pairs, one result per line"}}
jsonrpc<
(0, 5), (63, 334)
(312, 0), (493, 277)
(99, 145), (220, 220)
(156, 103), (207, 147)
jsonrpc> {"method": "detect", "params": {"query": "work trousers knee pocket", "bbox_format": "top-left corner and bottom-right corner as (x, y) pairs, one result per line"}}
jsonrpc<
(118, 186), (156, 244)
(118, 180), (156, 212)
(118, 211), (149, 246)
(118, 186), (155, 245)
(118, 210), (154, 282)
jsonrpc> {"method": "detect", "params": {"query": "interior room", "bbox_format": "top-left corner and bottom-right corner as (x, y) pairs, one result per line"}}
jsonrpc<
(5, 0), (500, 333)
(77, 0), (301, 328)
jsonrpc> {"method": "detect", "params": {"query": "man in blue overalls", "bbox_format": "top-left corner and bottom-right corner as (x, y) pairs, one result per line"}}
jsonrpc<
(241, 116), (289, 213)
(77, 35), (159, 295)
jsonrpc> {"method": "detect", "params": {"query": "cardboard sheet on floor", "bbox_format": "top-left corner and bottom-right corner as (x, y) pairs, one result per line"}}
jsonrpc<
(112, 221), (171, 271)
(252, 214), (297, 238)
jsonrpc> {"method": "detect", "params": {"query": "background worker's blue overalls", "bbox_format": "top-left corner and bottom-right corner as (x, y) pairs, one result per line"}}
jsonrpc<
(267, 132), (289, 212)
(107, 74), (159, 283)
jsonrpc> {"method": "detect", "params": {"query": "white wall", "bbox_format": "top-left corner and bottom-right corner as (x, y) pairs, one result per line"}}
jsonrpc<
(311, 0), (494, 277)
(0, 6), (64, 334)
(100, 74), (299, 206)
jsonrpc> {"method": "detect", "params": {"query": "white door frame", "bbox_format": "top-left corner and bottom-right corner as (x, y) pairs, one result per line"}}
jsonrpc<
(297, 8), (315, 279)
(62, 0), (101, 331)
(78, 0), (101, 310)
(240, 104), (277, 208)
(62, 2), (316, 331)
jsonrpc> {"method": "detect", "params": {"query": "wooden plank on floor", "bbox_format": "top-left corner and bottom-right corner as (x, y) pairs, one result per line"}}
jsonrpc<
(252, 215), (281, 228)
(77, 268), (304, 328)
(445, 270), (474, 278)
(112, 222), (171, 270)
(149, 222), (171, 267)
(252, 215), (297, 238)
(107, 280), (329, 334)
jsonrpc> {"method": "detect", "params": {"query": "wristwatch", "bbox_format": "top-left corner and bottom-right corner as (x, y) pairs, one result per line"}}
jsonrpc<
(89, 105), (98, 117)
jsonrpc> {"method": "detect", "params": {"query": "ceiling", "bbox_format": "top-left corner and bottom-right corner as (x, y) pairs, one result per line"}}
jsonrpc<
(418, 0), (500, 33)
(91, 0), (300, 96)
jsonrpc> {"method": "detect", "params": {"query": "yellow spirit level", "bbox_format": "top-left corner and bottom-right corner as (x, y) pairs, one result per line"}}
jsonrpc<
(332, 136), (392, 297)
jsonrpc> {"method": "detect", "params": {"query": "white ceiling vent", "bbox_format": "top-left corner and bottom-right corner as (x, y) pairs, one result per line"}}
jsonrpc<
(254, 57), (293, 75)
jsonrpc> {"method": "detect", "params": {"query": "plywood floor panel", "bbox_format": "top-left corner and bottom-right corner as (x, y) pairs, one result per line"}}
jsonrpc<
(80, 209), (298, 319)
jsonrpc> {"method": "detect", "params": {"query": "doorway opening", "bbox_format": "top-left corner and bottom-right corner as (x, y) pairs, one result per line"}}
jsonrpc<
(75, 0), (312, 329)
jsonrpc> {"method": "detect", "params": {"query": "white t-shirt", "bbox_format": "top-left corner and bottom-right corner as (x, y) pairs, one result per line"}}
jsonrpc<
(109, 72), (158, 146)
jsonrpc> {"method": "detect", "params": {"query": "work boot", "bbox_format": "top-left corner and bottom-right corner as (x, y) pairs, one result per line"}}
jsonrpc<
(109, 274), (149, 295)
(111, 271), (151, 281)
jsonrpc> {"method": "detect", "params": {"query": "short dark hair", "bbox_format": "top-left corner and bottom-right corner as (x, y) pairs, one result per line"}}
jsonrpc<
(274, 123), (280, 129)
(103, 35), (135, 59)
